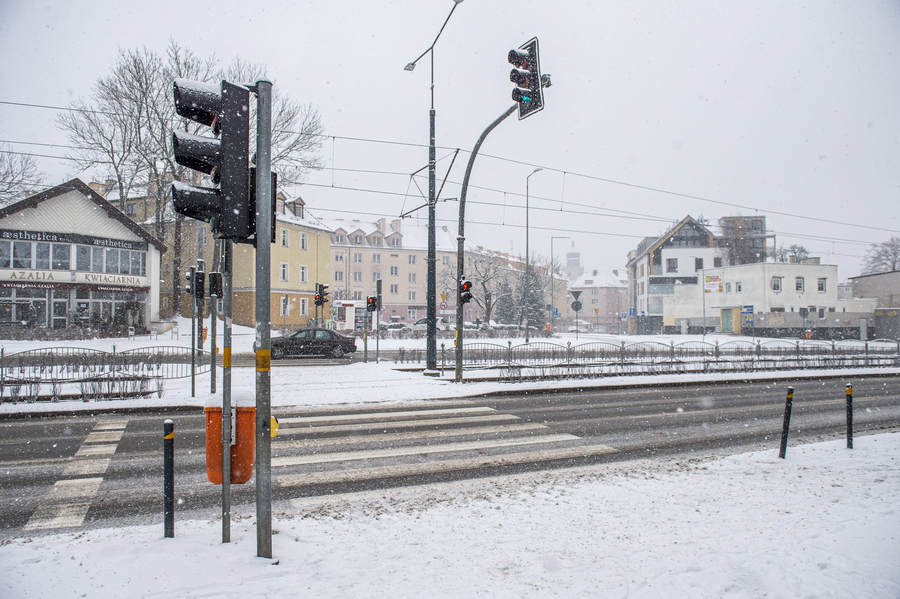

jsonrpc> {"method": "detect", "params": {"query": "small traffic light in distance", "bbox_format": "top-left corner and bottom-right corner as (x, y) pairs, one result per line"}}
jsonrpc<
(315, 283), (329, 306)
(508, 37), (544, 120)
(366, 296), (378, 312)
(459, 280), (473, 304)
(171, 79), (252, 241)
(194, 270), (205, 298)
(208, 272), (223, 298)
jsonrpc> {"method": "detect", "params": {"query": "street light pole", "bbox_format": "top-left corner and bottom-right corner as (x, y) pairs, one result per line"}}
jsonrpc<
(405, 0), (464, 373)
(524, 168), (542, 344)
(550, 236), (570, 334)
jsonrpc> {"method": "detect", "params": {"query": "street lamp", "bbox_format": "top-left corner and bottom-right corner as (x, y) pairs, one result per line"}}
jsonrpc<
(404, 0), (464, 373)
(550, 236), (570, 334)
(524, 167), (543, 344)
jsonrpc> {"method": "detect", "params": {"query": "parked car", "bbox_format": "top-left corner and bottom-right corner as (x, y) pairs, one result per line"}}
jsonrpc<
(270, 328), (357, 359)
(404, 317), (449, 331)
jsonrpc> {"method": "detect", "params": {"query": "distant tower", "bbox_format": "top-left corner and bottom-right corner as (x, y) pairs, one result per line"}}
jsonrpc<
(566, 247), (584, 281)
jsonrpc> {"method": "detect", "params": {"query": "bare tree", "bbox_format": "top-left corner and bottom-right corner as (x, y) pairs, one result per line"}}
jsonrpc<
(57, 41), (325, 315)
(862, 236), (900, 274)
(774, 244), (809, 263)
(465, 247), (517, 324)
(0, 145), (45, 206)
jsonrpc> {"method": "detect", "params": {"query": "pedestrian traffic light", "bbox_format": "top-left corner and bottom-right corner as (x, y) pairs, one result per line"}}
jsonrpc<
(208, 272), (223, 298)
(171, 79), (253, 241)
(315, 283), (329, 306)
(366, 296), (378, 312)
(508, 37), (545, 120)
(459, 280), (473, 304)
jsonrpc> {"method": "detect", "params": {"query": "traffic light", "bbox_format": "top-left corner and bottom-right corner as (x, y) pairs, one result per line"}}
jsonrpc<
(508, 37), (545, 120)
(314, 283), (329, 307)
(193, 270), (205, 299)
(208, 272), (223, 298)
(366, 296), (378, 312)
(171, 79), (253, 242)
(459, 280), (473, 304)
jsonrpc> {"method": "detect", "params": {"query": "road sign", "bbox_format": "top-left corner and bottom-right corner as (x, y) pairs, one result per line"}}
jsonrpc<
(571, 300), (582, 312)
(572, 290), (582, 300)
(440, 301), (448, 310)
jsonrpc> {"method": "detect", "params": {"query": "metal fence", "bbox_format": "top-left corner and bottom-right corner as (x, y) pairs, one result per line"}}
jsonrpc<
(0, 346), (210, 403)
(442, 338), (900, 378)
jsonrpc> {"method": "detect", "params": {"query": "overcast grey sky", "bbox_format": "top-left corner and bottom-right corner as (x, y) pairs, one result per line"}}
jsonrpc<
(1, 0), (898, 279)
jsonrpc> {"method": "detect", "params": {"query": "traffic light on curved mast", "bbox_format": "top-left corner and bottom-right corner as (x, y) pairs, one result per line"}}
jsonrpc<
(508, 37), (545, 120)
(459, 280), (473, 304)
(171, 79), (253, 242)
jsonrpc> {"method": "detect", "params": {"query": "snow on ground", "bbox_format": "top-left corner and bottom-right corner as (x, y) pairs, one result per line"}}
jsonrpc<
(1, 323), (898, 597)
(1, 433), (898, 598)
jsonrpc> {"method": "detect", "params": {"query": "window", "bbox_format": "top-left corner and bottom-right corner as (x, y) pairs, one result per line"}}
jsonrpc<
(408, 308), (417, 320)
(391, 238), (400, 247)
(49, 244), (69, 270)
(335, 253), (344, 262)
(280, 263), (289, 281)
(35, 243), (50, 269)
(13, 241), (31, 269)
(281, 229), (289, 247)
(408, 273), (416, 283)
(409, 255), (416, 264)
(736, 282), (742, 293)
(725, 283), (732, 293)
(353, 291), (362, 300)
(280, 296), (289, 316)
(714, 257), (723, 267)
(442, 256), (450, 265)
(772, 277), (782, 292)
(353, 271), (362, 282)
(334, 234), (345, 243)
(372, 237), (382, 246)
(300, 298), (308, 316)
(817, 278), (826, 292)
(299, 265), (308, 283)
(694, 257), (703, 271)
(770, 306), (785, 312)
(354, 235), (363, 244)
(373, 272), (381, 282)
(390, 284), (399, 294)
(334, 271), (344, 282)
(125, 203), (137, 216)
(353, 253), (363, 262)
(666, 258), (678, 273)
(408, 290), (416, 301)
(390, 266), (399, 276)
(300, 233), (308, 250)
(795, 277), (804, 292)
(372, 254), (381, 263)
(639, 264), (645, 278)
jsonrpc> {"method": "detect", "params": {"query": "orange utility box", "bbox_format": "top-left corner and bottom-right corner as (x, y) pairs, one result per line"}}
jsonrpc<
(204, 407), (255, 484)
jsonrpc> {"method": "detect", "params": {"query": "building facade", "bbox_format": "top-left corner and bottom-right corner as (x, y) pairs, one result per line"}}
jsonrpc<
(0, 179), (165, 335)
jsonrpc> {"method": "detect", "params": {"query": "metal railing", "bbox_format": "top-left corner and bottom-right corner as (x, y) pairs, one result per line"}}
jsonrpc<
(0, 346), (210, 403)
(444, 338), (900, 379)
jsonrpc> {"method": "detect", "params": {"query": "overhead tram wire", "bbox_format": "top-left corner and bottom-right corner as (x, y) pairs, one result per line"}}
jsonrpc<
(3, 98), (898, 236)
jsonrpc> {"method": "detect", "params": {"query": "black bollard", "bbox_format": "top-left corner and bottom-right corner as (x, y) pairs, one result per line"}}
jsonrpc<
(846, 384), (853, 449)
(778, 387), (794, 459)
(164, 419), (175, 538)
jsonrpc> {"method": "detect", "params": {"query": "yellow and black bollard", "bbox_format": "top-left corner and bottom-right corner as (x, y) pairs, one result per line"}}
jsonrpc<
(163, 419), (175, 538)
(778, 387), (794, 459)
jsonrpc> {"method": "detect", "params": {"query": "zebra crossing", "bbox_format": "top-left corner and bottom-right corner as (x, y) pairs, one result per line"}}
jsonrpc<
(23, 419), (128, 531)
(271, 403), (618, 492)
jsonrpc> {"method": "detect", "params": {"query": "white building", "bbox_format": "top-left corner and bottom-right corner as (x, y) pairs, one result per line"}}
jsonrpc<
(664, 261), (875, 337)
(0, 179), (165, 334)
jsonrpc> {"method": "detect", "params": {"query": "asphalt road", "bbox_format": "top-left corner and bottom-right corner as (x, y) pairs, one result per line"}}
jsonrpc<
(1, 374), (898, 539)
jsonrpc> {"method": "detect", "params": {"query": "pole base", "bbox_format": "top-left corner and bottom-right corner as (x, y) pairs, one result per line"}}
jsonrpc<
(423, 369), (441, 378)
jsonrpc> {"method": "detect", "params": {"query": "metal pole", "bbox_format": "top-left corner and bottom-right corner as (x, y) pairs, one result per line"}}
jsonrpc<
(846, 384), (853, 449)
(524, 168), (542, 344)
(454, 105), (518, 383)
(210, 286), (217, 395)
(189, 266), (196, 398)
(778, 386), (794, 459)
(221, 240), (233, 543)
(254, 79), (274, 559)
(426, 56), (438, 373)
(163, 419), (174, 538)
(376, 279), (382, 362)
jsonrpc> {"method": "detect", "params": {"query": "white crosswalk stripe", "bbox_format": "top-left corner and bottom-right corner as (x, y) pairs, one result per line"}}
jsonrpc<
(272, 405), (618, 492)
(24, 419), (128, 531)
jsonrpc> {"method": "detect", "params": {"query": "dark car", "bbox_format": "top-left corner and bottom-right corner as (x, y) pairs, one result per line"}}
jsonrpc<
(270, 328), (357, 359)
